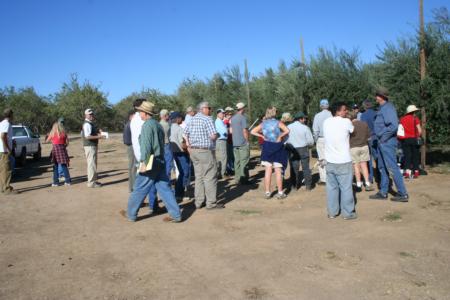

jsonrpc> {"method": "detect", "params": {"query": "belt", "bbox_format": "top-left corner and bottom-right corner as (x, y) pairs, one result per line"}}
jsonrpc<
(190, 147), (210, 150)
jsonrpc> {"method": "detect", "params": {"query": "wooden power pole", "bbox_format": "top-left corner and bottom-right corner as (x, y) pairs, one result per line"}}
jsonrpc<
(300, 37), (305, 66)
(244, 59), (251, 121)
(419, 0), (427, 169)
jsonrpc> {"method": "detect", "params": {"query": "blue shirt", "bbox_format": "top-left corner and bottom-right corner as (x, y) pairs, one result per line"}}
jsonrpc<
(312, 109), (332, 140)
(215, 118), (228, 140)
(374, 101), (399, 144)
(286, 121), (314, 148)
(262, 119), (280, 142)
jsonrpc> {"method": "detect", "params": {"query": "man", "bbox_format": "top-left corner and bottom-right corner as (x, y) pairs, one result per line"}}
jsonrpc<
(159, 109), (173, 178)
(286, 112), (314, 190)
(370, 88), (409, 202)
(0, 109), (18, 195)
(352, 104), (362, 120)
(215, 108), (228, 179)
(360, 99), (377, 183)
(230, 102), (250, 185)
(183, 106), (196, 129)
(169, 111), (190, 201)
(323, 103), (356, 220)
(82, 108), (105, 188)
(130, 99), (158, 212)
(121, 101), (182, 222)
(312, 99), (332, 185)
(184, 101), (224, 210)
(224, 107), (234, 175)
(349, 112), (374, 192)
(123, 110), (136, 192)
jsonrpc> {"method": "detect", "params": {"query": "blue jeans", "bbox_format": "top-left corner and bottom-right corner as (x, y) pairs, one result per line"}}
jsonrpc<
(173, 152), (190, 198)
(127, 167), (181, 221)
(325, 162), (355, 218)
(53, 164), (71, 184)
(164, 144), (173, 179)
(367, 140), (377, 183)
(9, 155), (15, 175)
(377, 141), (408, 196)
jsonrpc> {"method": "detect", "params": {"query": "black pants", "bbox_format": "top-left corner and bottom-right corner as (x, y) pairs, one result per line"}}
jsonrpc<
(289, 146), (312, 188)
(402, 138), (420, 172)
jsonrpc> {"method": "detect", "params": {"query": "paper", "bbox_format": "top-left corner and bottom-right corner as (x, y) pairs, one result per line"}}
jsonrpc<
(101, 132), (109, 139)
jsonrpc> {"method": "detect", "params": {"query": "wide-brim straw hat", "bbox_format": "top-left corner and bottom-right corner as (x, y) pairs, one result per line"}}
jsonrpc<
(406, 105), (419, 114)
(137, 101), (156, 115)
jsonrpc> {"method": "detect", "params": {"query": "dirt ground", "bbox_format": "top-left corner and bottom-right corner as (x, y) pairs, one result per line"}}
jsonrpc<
(1, 134), (450, 300)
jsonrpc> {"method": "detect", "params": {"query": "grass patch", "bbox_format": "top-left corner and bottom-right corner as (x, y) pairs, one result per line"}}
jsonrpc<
(235, 209), (262, 216)
(244, 287), (268, 299)
(398, 251), (414, 258)
(429, 162), (450, 174)
(381, 211), (402, 222)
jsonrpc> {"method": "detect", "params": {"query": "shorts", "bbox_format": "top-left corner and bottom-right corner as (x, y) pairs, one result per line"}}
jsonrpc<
(261, 161), (283, 168)
(351, 145), (370, 163)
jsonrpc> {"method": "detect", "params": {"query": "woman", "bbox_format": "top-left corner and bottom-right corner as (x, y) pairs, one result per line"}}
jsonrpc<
(251, 107), (289, 199)
(399, 105), (422, 179)
(46, 122), (71, 186)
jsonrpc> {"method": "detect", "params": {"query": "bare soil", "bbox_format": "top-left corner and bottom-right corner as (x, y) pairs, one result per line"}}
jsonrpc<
(1, 134), (450, 300)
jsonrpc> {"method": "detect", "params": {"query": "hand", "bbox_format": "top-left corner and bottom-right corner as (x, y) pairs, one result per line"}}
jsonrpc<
(276, 137), (282, 143)
(139, 162), (147, 173)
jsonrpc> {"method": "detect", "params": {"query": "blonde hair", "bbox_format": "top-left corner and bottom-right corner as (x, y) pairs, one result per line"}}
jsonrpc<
(265, 106), (277, 119)
(48, 122), (65, 139)
(281, 112), (293, 123)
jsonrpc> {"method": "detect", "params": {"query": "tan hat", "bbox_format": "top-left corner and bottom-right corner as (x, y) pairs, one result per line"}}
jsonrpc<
(406, 105), (419, 114)
(281, 112), (293, 123)
(225, 106), (234, 112)
(236, 102), (246, 110)
(137, 101), (156, 115)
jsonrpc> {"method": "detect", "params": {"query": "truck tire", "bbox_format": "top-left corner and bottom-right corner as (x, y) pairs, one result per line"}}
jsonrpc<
(18, 147), (27, 166)
(33, 145), (42, 160)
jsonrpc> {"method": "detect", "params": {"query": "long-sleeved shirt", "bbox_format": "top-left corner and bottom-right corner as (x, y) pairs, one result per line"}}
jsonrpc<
(374, 101), (399, 144)
(286, 121), (314, 148)
(360, 108), (376, 139)
(312, 109), (332, 140)
(122, 121), (132, 145)
(215, 118), (228, 140)
(139, 118), (164, 163)
(130, 112), (144, 161)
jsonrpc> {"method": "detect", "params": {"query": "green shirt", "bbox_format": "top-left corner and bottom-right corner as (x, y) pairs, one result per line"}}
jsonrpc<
(139, 118), (164, 163)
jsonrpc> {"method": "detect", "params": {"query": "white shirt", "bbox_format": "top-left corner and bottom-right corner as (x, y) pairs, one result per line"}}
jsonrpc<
(323, 116), (354, 164)
(83, 119), (92, 137)
(0, 119), (13, 152)
(130, 112), (144, 161)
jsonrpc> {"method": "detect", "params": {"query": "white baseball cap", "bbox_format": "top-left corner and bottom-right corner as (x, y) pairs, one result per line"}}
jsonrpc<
(84, 108), (94, 115)
(236, 102), (246, 110)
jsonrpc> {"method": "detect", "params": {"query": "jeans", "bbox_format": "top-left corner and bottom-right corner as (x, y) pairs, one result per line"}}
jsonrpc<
(325, 162), (355, 218)
(233, 144), (250, 183)
(377, 141), (408, 196)
(226, 142), (234, 174)
(367, 140), (376, 183)
(289, 146), (312, 188)
(127, 168), (181, 221)
(173, 152), (190, 198)
(53, 164), (71, 184)
(164, 144), (173, 179)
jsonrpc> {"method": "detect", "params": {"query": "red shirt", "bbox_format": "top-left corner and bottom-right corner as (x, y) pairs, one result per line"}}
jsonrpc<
(399, 114), (420, 139)
(51, 133), (67, 145)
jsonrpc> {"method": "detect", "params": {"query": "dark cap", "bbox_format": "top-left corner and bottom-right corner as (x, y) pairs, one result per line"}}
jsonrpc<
(216, 108), (225, 114)
(375, 87), (389, 99)
(169, 111), (182, 120)
(352, 104), (359, 109)
(294, 112), (306, 119)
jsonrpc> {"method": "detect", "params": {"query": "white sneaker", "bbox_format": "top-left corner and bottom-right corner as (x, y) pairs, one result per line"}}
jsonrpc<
(51, 184), (59, 187)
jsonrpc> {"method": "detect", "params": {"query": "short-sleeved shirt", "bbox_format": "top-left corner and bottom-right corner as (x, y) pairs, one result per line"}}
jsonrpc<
(51, 133), (67, 145)
(215, 118), (228, 140)
(184, 113), (217, 150)
(230, 113), (248, 147)
(0, 119), (13, 152)
(350, 120), (370, 148)
(170, 123), (184, 153)
(399, 114), (420, 139)
(323, 116), (354, 164)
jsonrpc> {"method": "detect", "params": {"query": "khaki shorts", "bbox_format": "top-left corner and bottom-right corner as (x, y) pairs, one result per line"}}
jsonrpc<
(261, 161), (283, 168)
(351, 145), (370, 163)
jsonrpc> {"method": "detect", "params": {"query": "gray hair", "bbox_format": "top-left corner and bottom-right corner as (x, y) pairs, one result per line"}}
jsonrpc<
(197, 101), (210, 110)
(362, 99), (373, 109)
(160, 109), (169, 117)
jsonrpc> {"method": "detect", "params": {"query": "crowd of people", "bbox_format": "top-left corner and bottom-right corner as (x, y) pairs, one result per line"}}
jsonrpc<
(0, 86), (424, 222)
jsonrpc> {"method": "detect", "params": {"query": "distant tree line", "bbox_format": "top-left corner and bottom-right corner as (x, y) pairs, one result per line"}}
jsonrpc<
(1, 8), (448, 143)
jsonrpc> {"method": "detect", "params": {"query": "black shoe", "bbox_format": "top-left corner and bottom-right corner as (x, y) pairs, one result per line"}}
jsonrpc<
(206, 203), (225, 210)
(239, 179), (253, 185)
(391, 194), (409, 202)
(317, 182), (326, 186)
(369, 192), (388, 200)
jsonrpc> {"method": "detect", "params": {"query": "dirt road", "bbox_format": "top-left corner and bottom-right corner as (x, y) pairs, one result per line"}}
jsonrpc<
(1, 134), (449, 300)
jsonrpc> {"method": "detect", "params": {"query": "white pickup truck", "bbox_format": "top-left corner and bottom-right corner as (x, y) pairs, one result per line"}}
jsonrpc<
(12, 125), (42, 165)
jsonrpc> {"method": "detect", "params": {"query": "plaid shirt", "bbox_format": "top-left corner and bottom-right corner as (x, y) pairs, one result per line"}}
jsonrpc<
(184, 112), (217, 150)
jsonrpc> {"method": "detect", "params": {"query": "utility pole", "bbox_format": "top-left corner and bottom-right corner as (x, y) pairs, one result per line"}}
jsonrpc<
(244, 59), (251, 121)
(419, 0), (427, 169)
(300, 37), (305, 66)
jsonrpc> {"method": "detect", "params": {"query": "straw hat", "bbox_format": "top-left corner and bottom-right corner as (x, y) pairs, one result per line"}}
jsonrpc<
(406, 105), (419, 114)
(136, 101), (156, 115)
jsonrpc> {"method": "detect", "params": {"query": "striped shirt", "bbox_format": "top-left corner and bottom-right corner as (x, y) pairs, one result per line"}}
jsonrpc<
(184, 112), (217, 150)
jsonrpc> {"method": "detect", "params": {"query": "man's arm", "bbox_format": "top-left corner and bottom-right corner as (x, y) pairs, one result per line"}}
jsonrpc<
(312, 115), (319, 140)
(305, 127), (314, 146)
(1, 132), (10, 153)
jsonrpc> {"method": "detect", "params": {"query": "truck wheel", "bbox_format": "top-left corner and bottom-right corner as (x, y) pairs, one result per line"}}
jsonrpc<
(18, 147), (27, 166)
(33, 145), (42, 160)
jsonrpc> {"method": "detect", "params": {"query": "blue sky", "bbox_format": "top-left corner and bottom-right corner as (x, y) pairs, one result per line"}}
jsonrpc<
(0, 0), (447, 103)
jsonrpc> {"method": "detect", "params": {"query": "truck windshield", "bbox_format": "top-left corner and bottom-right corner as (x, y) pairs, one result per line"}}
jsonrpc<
(13, 127), (28, 137)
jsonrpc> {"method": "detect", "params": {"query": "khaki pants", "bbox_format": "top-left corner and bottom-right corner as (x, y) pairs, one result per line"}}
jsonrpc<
(233, 144), (250, 183)
(0, 153), (13, 193)
(215, 139), (227, 177)
(190, 149), (217, 208)
(316, 138), (327, 183)
(84, 146), (98, 186)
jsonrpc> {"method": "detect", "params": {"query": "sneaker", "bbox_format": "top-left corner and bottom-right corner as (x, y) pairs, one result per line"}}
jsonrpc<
(163, 216), (181, 223)
(206, 203), (225, 210)
(275, 192), (287, 199)
(369, 192), (388, 200)
(64, 183), (71, 186)
(317, 182), (326, 186)
(88, 183), (102, 188)
(4, 189), (19, 195)
(413, 171), (419, 179)
(328, 214), (337, 219)
(365, 185), (375, 192)
(264, 192), (272, 199)
(51, 183), (59, 187)
(343, 214), (358, 220)
(391, 194), (409, 202)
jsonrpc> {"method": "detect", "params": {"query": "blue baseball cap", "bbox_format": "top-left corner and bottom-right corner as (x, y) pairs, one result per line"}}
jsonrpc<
(320, 99), (329, 107)
(170, 111), (182, 120)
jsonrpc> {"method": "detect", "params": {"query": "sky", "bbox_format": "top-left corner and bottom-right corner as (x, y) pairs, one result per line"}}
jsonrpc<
(0, 0), (447, 103)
